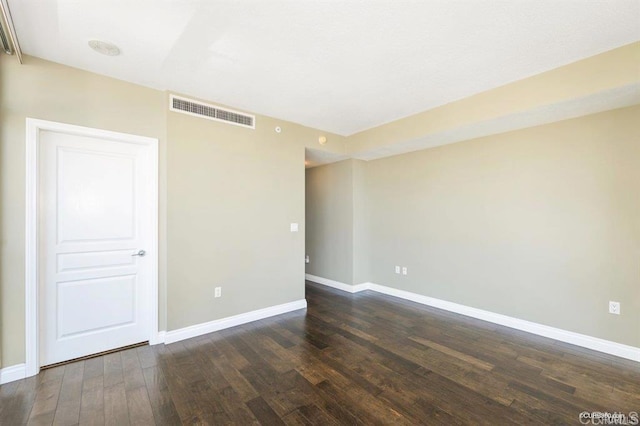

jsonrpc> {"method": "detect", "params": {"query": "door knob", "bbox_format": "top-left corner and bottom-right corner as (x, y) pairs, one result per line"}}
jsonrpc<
(132, 250), (146, 257)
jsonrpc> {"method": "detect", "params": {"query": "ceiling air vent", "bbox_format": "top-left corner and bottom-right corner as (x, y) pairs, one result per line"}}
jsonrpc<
(170, 95), (255, 129)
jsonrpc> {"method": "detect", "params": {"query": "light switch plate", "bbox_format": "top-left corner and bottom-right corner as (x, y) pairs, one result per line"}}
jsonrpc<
(290, 223), (299, 232)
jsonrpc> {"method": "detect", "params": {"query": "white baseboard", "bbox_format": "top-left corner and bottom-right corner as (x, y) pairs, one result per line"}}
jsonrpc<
(150, 331), (166, 345)
(307, 276), (640, 362)
(0, 363), (26, 385)
(164, 299), (307, 345)
(305, 274), (370, 293)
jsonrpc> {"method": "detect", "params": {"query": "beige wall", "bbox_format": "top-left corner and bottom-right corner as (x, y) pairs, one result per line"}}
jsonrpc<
(305, 160), (354, 284)
(352, 159), (369, 284)
(307, 106), (639, 347)
(363, 106), (640, 347)
(305, 159), (370, 285)
(166, 94), (339, 329)
(0, 54), (345, 368)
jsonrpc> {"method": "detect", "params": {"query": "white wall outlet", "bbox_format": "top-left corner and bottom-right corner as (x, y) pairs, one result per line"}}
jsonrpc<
(402, 267), (408, 275)
(215, 287), (222, 298)
(305, 255), (310, 264)
(290, 223), (299, 232)
(609, 301), (620, 315)
(395, 266), (400, 274)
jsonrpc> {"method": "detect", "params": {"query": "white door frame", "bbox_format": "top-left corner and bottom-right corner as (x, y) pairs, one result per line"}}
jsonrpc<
(25, 118), (160, 378)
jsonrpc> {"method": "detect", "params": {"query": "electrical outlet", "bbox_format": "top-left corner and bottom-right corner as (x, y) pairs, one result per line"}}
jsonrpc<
(402, 267), (408, 275)
(609, 301), (620, 315)
(215, 287), (222, 298)
(395, 266), (400, 274)
(305, 255), (310, 264)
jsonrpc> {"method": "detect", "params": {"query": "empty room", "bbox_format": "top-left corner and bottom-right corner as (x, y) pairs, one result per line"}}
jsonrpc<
(1, 0), (639, 424)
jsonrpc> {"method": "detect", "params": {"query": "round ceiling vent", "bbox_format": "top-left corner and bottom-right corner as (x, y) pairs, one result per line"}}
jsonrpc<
(88, 40), (120, 56)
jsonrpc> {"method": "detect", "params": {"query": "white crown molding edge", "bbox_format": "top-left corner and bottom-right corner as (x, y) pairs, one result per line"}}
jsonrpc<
(305, 275), (640, 362)
(0, 364), (26, 385)
(163, 299), (307, 345)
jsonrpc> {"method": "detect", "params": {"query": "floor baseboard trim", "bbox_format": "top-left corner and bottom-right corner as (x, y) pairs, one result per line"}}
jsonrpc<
(164, 299), (307, 345)
(305, 274), (370, 293)
(0, 363), (26, 385)
(307, 275), (640, 362)
(151, 331), (166, 345)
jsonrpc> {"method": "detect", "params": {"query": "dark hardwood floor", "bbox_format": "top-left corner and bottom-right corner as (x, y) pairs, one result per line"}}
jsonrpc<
(2, 282), (639, 425)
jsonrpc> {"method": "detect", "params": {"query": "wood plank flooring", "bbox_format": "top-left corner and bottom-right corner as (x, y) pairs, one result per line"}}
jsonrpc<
(2, 282), (639, 425)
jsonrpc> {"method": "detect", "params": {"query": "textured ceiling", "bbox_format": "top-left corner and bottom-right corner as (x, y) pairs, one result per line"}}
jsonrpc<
(8, 0), (640, 135)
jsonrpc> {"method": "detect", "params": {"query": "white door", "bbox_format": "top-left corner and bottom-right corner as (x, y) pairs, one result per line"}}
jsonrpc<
(38, 128), (155, 366)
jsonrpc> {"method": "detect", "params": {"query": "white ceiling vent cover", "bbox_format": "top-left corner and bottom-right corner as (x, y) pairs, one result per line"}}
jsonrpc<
(170, 95), (255, 129)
